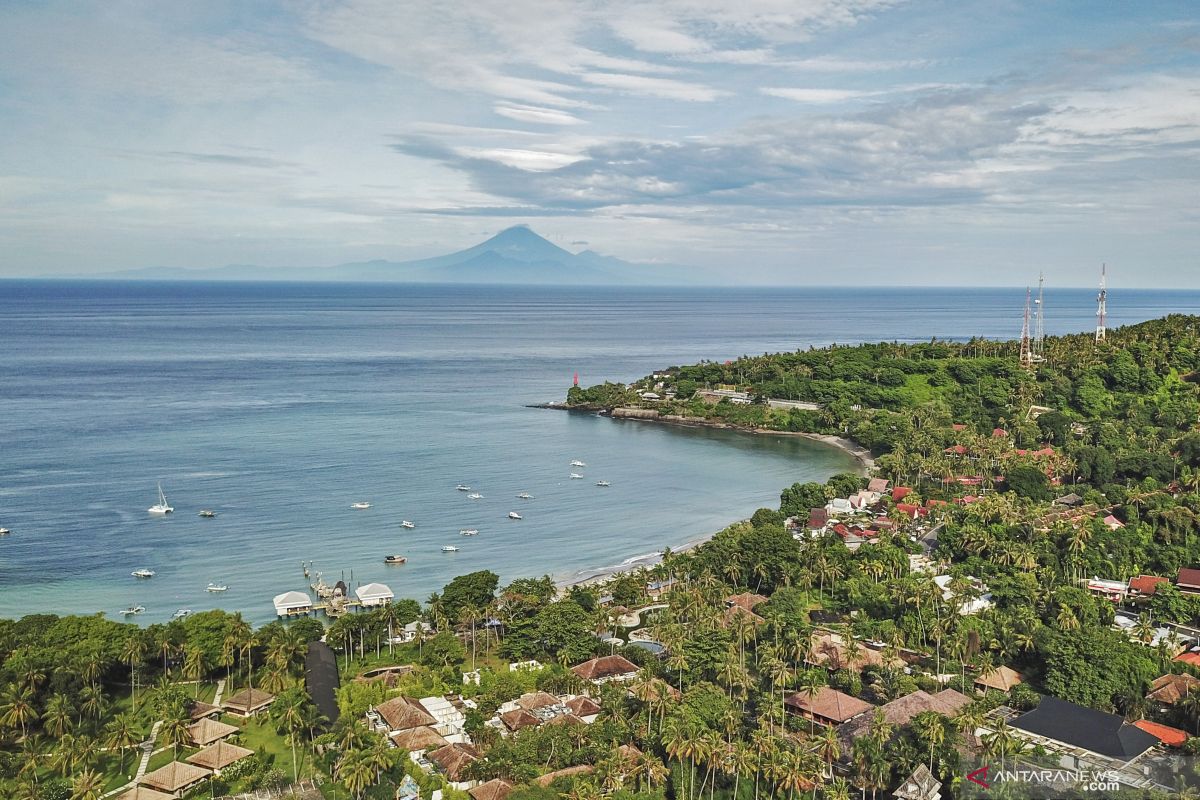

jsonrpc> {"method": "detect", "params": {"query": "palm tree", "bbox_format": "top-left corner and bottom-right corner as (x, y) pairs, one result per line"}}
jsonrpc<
(817, 725), (841, 776)
(43, 693), (73, 738)
(79, 685), (107, 725)
(337, 749), (374, 800)
(912, 711), (946, 771)
(182, 644), (208, 684)
(271, 691), (308, 785)
(70, 768), (104, 800)
(0, 685), (39, 740)
(104, 713), (142, 775)
(158, 708), (190, 761)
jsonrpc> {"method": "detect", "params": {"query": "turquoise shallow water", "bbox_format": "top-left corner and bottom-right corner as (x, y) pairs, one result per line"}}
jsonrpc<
(1, 281), (1198, 625)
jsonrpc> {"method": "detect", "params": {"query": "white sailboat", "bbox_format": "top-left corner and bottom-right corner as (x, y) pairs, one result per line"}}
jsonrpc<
(148, 483), (173, 514)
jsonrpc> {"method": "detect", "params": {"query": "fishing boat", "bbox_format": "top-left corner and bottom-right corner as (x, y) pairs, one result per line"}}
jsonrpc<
(569, 473), (584, 479)
(351, 501), (371, 509)
(441, 545), (460, 552)
(148, 483), (173, 514)
(467, 493), (483, 499)
(516, 493), (533, 500)
(460, 528), (479, 536)
(206, 582), (228, 592)
(508, 512), (523, 520)
(172, 609), (192, 620)
(120, 605), (145, 616)
(570, 460), (586, 467)
(131, 568), (155, 579)
(400, 520), (416, 529)
(455, 485), (471, 491)
(198, 510), (216, 518)
(596, 480), (611, 487)
(384, 555), (408, 564)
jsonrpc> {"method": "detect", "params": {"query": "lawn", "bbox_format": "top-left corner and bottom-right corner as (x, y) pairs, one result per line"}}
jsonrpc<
(237, 714), (308, 783)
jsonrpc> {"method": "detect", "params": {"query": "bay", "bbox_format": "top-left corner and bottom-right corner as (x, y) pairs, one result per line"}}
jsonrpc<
(1, 281), (1198, 625)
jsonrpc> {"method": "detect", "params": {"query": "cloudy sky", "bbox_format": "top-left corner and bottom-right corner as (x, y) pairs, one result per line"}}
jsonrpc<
(1, 1), (1199, 285)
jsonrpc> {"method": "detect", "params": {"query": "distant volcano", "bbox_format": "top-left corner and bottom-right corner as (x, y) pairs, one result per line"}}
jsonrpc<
(95, 225), (702, 284)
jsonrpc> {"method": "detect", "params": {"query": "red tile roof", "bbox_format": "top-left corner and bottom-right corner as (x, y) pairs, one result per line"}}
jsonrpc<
(1179, 568), (1200, 589)
(1174, 652), (1200, 667)
(892, 487), (913, 501)
(1147, 673), (1200, 705)
(1134, 719), (1188, 747)
(1129, 575), (1169, 595)
(571, 655), (639, 682)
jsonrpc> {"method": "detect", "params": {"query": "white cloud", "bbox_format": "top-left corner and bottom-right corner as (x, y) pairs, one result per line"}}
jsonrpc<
(582, 72), (728, 101)
(493, 104), (587, 126)
(760, 87), (867, 102)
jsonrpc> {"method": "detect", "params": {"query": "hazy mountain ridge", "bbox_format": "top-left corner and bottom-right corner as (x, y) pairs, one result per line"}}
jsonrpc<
(87, 226), (706, 285)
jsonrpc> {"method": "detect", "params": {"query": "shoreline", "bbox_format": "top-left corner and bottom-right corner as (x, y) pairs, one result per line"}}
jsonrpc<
(544, 403), (876, 594)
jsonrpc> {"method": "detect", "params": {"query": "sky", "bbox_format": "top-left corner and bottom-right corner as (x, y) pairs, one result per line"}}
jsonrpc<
(1, 1), (1199, 286)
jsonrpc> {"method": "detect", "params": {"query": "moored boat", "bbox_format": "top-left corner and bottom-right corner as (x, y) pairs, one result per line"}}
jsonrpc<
(351, 501), (371, 509)
(384, 555), (408, 564)
(569, 473), (583, 479)
(198, 510), (216, 518)
(455, 485), (471, 491)
(120, 605), (145, 616)
(172, 609), (192, 620)
(508, 512), (523, 520)
(516, 492), (532, 500)
(131, 568), (155, 579)
(596, 480), (611, 487)
(0, 528), (9, 536)
(570, 460), (586, 467)
(206, 582), (228, 592)
(460, 528), (479, 536)
(467, 493), (483, 499)
(400, 520), (416, 529)
(441, 545), (460, 552)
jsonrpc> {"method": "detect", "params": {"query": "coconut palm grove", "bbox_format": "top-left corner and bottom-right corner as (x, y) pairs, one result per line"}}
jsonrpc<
(10, 316), (1200, 799)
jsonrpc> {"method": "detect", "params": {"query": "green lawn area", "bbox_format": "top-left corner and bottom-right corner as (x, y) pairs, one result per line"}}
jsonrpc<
(236, 714), (308, 783)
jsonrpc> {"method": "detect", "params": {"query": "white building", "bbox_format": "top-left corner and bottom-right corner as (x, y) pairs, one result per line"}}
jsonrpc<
(355, 582), (395, 607)
(272, 591), (313, 617)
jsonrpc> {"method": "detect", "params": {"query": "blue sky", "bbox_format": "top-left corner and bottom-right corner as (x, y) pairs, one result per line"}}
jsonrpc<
(1, 0), (1198, 285)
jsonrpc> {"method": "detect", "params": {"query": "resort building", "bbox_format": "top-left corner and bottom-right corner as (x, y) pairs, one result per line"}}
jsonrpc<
(272, 590), (314, 618)
(784, 687), (874, 727)
(1133, 720), (1189, 749)
(116, 789), (175, 800)
(186, 717), (238, 747)
(424, 742), (481, 790)
(973, 665), (1023, 694)
(893, 764), (943, 800)
(138, 761), (211, 797)
(1146, 673), (1200, 707)
(838, 690), (971, 746)
(469, 778), (515, 800)
(354, 582), (394, 607)
(1177, 568), (1200, 595)
(570, 654), (639, 684)
(186, 741), (253, 775)
(185, 699), (220, 721)
(1085, 577), (1129, 602)
(1128, 575), (1170, 597)
(221, 687), (276, 717)
(1010, 696), (1159, 768)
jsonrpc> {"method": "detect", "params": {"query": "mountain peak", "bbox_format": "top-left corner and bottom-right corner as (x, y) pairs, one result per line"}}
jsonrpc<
(470, 225), (574, 263)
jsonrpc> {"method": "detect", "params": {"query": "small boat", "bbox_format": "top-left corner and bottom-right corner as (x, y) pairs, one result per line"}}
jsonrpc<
(384, 555), (408, 565)
(172, 609), (192, 620)
(570, 460), (586, 467)
(0, 528), (9, 536)
(570, 473), (584, 480)
(596, 480), (611, 487)
(148, 483), (173, 514)
(198, 510), (216, 518)
(120, 605), (145, 616)
(400, 520), (416, 529)
(467, 493), (483, 499)
(460, 528), (479, 536)
(131, 568), (155, 579)
(455, 485), (471, 491)
(206, 583), (228, 592)
(508, 512), (523, 520)
(441, 545), (460, 552)
(351, 502), (371, 510)
(516, 493), (532, 500)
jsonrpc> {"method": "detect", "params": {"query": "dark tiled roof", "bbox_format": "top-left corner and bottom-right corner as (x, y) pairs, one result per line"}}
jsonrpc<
(1178, 568), (1200, 588)
(305, 641), (340, 723)
(1011, 697), (1158, 761)
(784, 687), (874, 723)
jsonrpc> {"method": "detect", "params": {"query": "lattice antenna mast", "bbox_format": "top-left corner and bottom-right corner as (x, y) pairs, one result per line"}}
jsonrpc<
(1033, 272), (1046, 362)
(1096, 264), (1108, 343)
(1020, 287), (1033, 368)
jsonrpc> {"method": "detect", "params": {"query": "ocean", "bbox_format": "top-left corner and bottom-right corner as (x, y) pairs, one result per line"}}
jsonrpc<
(2, 281), (1199, 625)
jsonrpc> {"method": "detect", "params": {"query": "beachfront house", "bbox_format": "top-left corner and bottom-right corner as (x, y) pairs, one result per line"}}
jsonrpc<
(221, 687), (275, 718)
(272, 590), (313, 618)
(571, 654), (639, 685)
(354, 582), (394, 607)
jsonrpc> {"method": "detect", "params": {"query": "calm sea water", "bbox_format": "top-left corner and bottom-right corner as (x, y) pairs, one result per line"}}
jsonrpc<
(1, 281), (1198, 625)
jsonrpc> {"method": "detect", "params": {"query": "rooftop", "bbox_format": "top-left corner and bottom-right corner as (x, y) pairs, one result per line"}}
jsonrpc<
(1011, 697), (1158, 762)
(186, 740), (253, 771)
(784, 686), (874, 724)
(571, 654), (639, 682)
(139, 761), (211, 793)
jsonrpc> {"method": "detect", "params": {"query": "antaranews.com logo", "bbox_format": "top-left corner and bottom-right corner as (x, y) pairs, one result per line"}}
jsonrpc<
(961, 764), (1120, 798)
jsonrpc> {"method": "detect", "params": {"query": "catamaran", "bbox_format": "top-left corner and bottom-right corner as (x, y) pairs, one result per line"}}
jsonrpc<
(400, 520), (416, 529)
(148, 483), (173, 514)
(131, 568), (155, 578)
